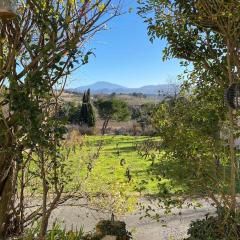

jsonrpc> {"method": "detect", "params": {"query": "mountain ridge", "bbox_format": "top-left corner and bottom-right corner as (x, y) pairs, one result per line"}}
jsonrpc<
(68, 81), (179, 95)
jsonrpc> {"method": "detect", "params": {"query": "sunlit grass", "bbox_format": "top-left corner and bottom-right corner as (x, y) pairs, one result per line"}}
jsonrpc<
(26, 135), (185, 204)
(69, 135), (161, 195)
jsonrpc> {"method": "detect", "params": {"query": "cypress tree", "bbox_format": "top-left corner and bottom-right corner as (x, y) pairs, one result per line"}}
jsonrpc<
(87, 102), (96, 127)
(86, 88), (90, 102)
(79, 89), (96, 127)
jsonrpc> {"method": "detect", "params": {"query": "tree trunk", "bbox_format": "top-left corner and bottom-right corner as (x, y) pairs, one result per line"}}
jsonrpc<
(0, 164), (14, 239)
(226, 38), (237, 214)
(229, 108), (237, 213)
(39, 151), (48, 240)
(39, 214), (49, 240)
(0, 129), (20, 238)
(101, 118), (110, 135)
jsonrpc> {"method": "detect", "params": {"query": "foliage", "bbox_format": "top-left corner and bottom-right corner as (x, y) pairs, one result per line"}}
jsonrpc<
(185, 209), (240, 240)
(96, 98), (130, 121)
(58, 102), (81, 124)
(14, 108), (86, 238)
(95, 98), (130, 134)
(21, 221), (84, 240)
(131, 103), (156, 132)
(151, 90), (229, 197)
(138, 0), (240, 217)
(79, 89), (96, 127)
(0, 0), (121, 237)
(96, 220), (132, 239)
(60, 90), (96, 126)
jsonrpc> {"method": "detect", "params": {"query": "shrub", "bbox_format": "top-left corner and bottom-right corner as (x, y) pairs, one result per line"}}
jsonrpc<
(185, 215), (222, 240)
(95, 220), (132, 240)
(185, 209), (240, 240)
(78, 125), (95, 135)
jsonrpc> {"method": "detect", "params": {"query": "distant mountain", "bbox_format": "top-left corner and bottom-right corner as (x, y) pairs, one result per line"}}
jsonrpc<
(73, 81), (127, 93)
(68, 81), (179, 95)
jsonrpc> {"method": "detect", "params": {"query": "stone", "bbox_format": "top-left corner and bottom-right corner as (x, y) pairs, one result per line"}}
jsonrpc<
(101, 235), (117, 240)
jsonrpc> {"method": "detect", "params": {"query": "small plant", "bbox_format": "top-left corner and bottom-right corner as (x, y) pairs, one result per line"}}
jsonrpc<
(20, 222), (85, 240)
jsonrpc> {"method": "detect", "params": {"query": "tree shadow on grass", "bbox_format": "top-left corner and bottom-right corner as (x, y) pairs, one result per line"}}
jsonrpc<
(103, 146), (137, 153)
(144, 153), (232, 200)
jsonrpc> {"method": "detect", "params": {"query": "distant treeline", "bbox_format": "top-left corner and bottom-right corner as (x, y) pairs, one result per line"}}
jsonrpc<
(59, 89), (158, 135)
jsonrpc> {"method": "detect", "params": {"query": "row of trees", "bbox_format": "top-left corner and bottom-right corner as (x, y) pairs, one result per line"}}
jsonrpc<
(60, 92), (157, 135)
(61, 93), (132, 135)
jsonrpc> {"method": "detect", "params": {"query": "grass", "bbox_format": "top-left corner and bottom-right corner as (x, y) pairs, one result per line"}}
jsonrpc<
(26, 134), (183, 215)
(64, 135), (165, 215)
(68, 135), (161, 195)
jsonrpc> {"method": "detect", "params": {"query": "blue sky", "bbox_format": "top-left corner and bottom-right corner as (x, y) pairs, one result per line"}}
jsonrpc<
(67, 0), (183, 88)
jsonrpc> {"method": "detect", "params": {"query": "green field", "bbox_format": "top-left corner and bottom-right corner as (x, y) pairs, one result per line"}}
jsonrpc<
(68, 135), (161, 195)
(28, 135), (182, 214)
(28, 135), (184, 200)
(64, 135), (164, 214)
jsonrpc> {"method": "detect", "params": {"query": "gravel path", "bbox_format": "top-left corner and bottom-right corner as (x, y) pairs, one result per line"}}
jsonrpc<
(50, 199), (215, 240)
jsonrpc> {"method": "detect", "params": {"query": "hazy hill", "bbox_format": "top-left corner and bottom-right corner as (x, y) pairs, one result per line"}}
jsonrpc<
(69, 81), (179, 95)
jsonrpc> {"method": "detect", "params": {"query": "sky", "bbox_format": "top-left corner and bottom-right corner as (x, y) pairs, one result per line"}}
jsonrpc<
(67, 0), (183, 89)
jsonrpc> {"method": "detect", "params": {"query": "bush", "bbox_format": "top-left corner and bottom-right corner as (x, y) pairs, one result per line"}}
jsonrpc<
(95, 220), (132, 240)
(185, 215), (222, 240)
(185, 209), (240, 240)
(96, 220), (126, 237)
(78, 125), (95, 135)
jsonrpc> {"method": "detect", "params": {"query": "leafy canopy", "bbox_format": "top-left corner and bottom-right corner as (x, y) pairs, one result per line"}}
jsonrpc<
(95, 98), (130, 122)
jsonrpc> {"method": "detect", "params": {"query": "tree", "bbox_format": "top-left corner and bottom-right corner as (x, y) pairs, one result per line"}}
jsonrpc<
(153, 88), (226, 190)
(95, 98), (130, 135)
(57, 101), (80, 124)
(139, 0), (240, 227)
(80, 89), (96, 127)
(0, 0), (121, 237)
(131, 103), (155, 132)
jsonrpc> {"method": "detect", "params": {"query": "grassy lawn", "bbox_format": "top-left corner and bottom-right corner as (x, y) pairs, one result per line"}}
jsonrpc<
(28, 135), (185, 200)
(68, 135), (161, 195)
(63, 135), (165, 214)
(27, 135), (186, 214)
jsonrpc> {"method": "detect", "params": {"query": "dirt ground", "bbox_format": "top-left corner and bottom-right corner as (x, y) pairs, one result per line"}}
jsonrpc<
(50, 199), (215, 240)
